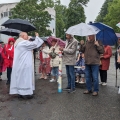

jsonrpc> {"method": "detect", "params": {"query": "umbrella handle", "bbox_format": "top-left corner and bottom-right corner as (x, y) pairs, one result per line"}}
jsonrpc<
(95, 35), (96, 41)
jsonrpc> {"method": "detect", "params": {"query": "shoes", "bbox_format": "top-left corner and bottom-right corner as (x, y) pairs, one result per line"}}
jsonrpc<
(99, 82), (103, 85)
(49, 79), (56, 82)
(79, 81), (85, 84)
(6, 81), (10, 85)
(18, 95), (33, 99)
(83, 90), (92, 94)
(39, 76), (44, 79)
(76, 80), (79, 83)
(68, 89), (76, 93)
(44, 76), (47, 80)
(102, 82), (107, 86)
(63, 87), (71, 91)
(92, 92), (98, 96)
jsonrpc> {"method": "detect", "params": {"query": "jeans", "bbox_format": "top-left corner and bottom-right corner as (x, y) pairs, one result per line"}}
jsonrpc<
(85, 65), (99, 92)
(51, 67), (58, 79)
(66, 65), (75, 89)
(99, 70), (107, 83)
(7, 67), (12, 83)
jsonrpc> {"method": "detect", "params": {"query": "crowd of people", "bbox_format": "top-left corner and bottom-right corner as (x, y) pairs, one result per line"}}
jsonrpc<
(0, 32), (118, 99)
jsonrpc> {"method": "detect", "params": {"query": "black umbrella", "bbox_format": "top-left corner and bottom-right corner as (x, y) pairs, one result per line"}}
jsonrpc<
(1, 18), (36, 32)
(0, 28), (21, 36)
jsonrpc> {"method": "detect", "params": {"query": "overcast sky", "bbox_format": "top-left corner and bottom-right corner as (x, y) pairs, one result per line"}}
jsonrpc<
(0, 0), (105, 23)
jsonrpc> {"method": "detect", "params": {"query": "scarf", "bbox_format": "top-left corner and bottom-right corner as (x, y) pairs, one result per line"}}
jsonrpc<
(14, 37), (24, 47)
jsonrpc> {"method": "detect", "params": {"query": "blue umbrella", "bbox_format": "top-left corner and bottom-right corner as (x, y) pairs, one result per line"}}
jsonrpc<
(90, 22), (118, 45)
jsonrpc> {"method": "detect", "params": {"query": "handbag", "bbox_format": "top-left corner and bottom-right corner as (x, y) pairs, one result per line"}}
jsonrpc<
(49, 48), (57, 59)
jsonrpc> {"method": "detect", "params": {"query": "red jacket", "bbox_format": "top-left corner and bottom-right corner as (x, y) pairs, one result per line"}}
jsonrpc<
(100, 45), (112, 70)
(2, 37), (15, 69)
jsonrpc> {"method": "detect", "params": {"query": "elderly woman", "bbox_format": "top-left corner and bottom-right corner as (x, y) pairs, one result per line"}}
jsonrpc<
(99, 45), (112, 86)
(39, 42), (51, 79)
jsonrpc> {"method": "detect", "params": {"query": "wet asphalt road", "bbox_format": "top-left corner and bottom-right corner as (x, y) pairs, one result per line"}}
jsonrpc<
(0, 57), (120, 120)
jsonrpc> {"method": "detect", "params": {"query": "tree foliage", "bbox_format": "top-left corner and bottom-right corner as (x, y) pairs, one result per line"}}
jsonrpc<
(66, 0), (87, 29)
(54, 0), (67, 40)
(95, 0), (113, 22)
(10, 0), (53, 36)
(104, 0), (120, 32)
(65, 0), (87, 41)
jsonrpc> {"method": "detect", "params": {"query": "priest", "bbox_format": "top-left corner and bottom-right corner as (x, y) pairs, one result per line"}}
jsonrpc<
(10, 32), (44, 99)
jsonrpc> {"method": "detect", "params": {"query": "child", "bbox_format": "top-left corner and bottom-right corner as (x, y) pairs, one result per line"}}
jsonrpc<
(48, 39), (60, 82)
(75, 52), (85, 84)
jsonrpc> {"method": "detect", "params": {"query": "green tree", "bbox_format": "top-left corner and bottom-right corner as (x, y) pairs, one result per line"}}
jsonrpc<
(54, 0), (67, 39)
(104, 0), (120, 32)
(65, 0), (88, 41)
(95, 0), (113, 22)
(10, 0), (53, 36)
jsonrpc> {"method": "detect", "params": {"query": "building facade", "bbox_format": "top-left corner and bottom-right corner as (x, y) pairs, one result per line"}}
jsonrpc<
(0, 2), (56, 43)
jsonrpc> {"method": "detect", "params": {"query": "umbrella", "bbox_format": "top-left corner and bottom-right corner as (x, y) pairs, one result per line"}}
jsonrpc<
(47, 36), (65, 48)
(66, 23), (100, 36)
(1, 18), (36, 32)
(0, 28), (21, 36)
(116, 22), (120, 28)
(116, 33), (120, 38)
(90, 22), (118, 45)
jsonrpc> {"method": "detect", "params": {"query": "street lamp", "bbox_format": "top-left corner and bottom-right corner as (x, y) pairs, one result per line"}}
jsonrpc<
(64, 28), (66, 41)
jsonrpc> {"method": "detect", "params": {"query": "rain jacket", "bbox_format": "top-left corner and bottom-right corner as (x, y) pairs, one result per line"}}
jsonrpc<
(2, 37), (15, 69)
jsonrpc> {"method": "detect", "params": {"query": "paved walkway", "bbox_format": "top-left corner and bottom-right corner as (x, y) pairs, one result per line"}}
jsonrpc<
(0, 57), (120, 120)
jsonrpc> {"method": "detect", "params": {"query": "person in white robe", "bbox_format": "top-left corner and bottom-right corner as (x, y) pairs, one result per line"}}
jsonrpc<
(10, 32), (43, 98)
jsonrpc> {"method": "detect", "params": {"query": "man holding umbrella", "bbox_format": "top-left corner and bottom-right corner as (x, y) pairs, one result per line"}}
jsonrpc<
(59, 34), (78, 93)
(80, 35), (104, 96)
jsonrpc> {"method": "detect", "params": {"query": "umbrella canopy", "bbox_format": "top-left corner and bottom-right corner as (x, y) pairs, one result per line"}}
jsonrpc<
(116, 23), (120, 28)
(47, 36), (65, 48)
(90, 22), (118, 45)
(0, 28), (21, 36)
(116, 33), (120, 38)
(1, 18), (36, 32)
(66, 23), (100, 36)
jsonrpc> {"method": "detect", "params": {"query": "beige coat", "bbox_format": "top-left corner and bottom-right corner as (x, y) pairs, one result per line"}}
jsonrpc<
(48, 45), (60, 67)
(63, 38), (78, 65)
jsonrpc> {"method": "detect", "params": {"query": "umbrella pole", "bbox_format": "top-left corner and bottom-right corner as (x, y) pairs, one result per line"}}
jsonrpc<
(58, 52), (62, 93)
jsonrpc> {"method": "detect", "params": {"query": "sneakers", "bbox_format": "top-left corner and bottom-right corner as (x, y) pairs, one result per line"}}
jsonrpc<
(102, 82), (107, 86)
(79, 81), (85, 84)
(49, 79), (56, 82)
(68, 89), (76, 93)
(99, 82), (103, 85)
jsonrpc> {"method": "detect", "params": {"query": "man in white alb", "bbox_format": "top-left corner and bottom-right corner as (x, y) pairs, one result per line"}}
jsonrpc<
(10, 32), (43, 99)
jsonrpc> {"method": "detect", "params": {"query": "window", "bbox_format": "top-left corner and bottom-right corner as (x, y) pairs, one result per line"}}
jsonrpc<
(1, 13), (3, 18)
(9, 11), (12, 16)
(4, 12), (8, 17)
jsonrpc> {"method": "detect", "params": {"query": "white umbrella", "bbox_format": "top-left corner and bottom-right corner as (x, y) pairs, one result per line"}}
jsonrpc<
(66, 23), (100, 36)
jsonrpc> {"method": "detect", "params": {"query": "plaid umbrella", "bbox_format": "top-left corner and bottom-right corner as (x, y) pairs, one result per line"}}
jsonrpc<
(47, 36), (65, 48)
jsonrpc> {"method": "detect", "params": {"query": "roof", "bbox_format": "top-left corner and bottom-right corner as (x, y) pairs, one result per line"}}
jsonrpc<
(0, 2), (18, 7)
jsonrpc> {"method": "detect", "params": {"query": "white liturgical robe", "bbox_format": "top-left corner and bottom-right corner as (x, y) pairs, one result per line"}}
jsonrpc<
(10, 36), (43, 95)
